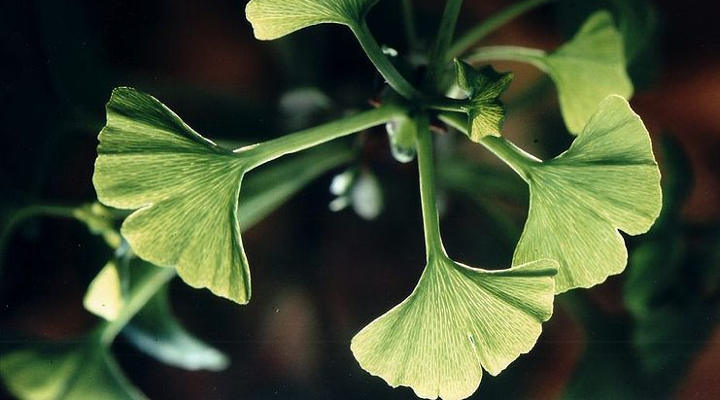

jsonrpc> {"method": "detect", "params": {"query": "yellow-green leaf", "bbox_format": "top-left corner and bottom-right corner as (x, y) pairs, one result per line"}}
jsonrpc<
(351, 258), (556, 400)
(513, 95), (661, 293)
(468, 11), (632, 135)
(545, 11), (633, 134)
(93, 87), (251, 304)
(454, 60), (513, 140)
(245, 0), (379, 40)
(84, 260), (125, 321)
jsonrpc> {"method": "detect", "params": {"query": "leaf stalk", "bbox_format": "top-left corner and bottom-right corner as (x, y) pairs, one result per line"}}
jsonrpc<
(449, 0), (555, 58)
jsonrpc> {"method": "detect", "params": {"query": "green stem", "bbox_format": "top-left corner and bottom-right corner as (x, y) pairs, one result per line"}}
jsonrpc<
(438, 111), (540, 180)
(425, 0), (465, 90)
(414, 114), (447, 260)
(401, 0), (420, 51)
(466, 45), (547, 68)
(425, 97), (467, 113)
(0, 204), (78, 275)
(99, 266), (177, 345)
(449, 0), (555, 58)
(240, 104), (405, 168)
(351, 21), (423, 100)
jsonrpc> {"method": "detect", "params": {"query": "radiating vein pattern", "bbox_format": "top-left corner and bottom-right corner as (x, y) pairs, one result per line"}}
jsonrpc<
(351, 258), (556, 400)
(93, 87), (251, 304)
(246, 0), (379, 40)
(513, 95), (662, 293)
(542, 11), (633, 134)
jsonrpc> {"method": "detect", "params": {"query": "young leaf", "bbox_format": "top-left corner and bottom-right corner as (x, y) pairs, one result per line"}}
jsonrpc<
(123, 285), (229, 372)
(351, 258), (556, 400)
(454, 60), (513, 140)
(512, 95), (661, 293)
(469, 11), (632, 134)
(93, 87), (251, 304)
(245, 0), (379, 40)
(0, 339), (145, 400)
(84, 260), (125, 321)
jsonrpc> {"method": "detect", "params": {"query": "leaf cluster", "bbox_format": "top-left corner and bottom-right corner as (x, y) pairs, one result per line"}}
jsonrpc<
(1, 1), (665, 399)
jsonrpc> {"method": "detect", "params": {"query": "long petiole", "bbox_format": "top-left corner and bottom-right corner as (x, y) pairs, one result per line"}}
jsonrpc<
(466, 45), (547, 68)
(425, 0), (465, 90)
(425, 97), (467, 113)
(414, 114), (448, 261)
(449, 0), (555, 58)
(438, 111), (540, 180)
(351, 21), (423, 100)
(240, 104), (405, 169)
(401, 0), (420, 51)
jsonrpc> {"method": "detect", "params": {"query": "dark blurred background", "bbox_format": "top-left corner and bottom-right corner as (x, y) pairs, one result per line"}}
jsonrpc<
(1, 0), (719, 398)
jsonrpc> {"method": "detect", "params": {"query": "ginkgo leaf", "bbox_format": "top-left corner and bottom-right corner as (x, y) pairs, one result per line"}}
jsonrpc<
(544, 11), (633, 134)
(512, 95), (662, 293)
(93, 87), (251, 304)
(454, 60), (513, 140)
(469, 11), (632, 134)
(84, 260), (125, 321)
(124, 284), (229, 371)
(245, 0), (379, 40)
(351, 258), (557, 400)
(0, 339), (145, 400)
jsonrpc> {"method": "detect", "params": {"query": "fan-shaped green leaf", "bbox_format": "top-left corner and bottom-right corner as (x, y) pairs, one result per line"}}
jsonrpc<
(469, 11), (632, 134)
(513, 95), (661, 293)
(351, 258), (556, 400)
(545, 11), (633, 134)
(454, 60), (513, 139)
(0, 339), (145, 400)
(245, 0), (379, 40)
(93, 87), (251, 304)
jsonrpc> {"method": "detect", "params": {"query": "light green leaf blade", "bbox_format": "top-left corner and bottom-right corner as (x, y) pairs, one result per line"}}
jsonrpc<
(84, 260), (125, 321)
(123, 284), (229, 371)
(513, 95), (661, 293)
(544, 11), (633, 134)
(86, 142), (351, 368)
(0, 339), (145, 400)
(93, 87), (251, 304)
(245, 0), (379, 40)
(351, 258), (557, 400)
(454, 60), (513, 140)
